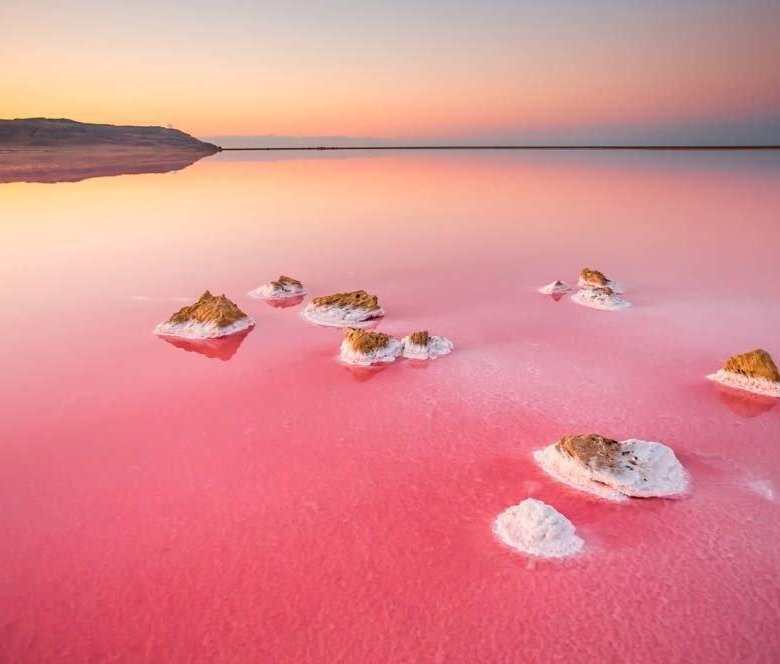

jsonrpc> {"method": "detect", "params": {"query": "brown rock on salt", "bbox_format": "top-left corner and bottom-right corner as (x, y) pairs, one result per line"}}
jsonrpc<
(270, 275), (303, 290)
(312, 290), (380, 311)
(580, 268), (610, 286)
(409, 330), (430, 346)
(557, 433), (621, 470)
(723, 349), (780, 383)
(344, 328), (393, 354)
(167, 291), (248, 328)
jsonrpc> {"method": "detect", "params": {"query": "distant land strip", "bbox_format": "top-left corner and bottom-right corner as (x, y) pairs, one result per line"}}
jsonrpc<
(221, 145), (780, 151)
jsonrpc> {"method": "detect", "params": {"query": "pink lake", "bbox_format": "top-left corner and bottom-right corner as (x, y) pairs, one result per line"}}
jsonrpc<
(1, 150), (779, 662)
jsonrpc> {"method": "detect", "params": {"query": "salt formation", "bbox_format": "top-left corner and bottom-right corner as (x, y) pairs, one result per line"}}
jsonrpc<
(339, 328), (402, 366)
(578, 267), (623, 293)
(401, 330), (454, 360)
(534, 434), (689, 502)
(250, 275), (306, 299)
(571, 286), (630, 311)
(493, 498), (584, 559)
(154, 291), (254, 339)
(538, 280), (571, 295)
(302, 289), (384, 328)
(707, 349), (780, 398)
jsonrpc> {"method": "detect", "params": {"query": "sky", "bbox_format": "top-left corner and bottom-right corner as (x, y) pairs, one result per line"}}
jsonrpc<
(1, 0), (779, 143)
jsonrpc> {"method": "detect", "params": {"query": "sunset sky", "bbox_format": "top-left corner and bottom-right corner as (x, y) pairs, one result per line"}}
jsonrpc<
(2, 0), (779, 142)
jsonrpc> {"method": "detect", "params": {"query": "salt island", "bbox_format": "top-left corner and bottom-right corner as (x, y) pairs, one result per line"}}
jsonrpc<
(302, 290), (384, 328)
(339, 328), (402, 366)
(707, 349), (780, 398)
(534, 433), (689, 502)
(494, 498), (584, 559)
(250, 275), (306, 299)
(154, 291), (254, 339)
(401, 330), (454, 360)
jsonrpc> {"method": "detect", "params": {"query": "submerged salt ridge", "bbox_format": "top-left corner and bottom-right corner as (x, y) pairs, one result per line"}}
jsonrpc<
(494, 499), (584, 559)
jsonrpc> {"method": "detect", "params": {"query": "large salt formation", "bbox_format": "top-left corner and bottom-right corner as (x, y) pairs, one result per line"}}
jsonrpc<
(571, 285), (630, 311)
(302, 289), (384, 328)
(154, 291), (254, 339)
(707, 349), (780, 398)
(250, 275), (306, 299)
(339, 328), (402, 366)
(493, 498), (584, 559)
(578, 267), (623, 293)
(401, 330), (454, 360)
(534, 433), (689, 502)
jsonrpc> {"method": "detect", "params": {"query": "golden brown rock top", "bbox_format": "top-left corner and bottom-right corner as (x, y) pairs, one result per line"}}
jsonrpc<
(580, 268), (610, 286)
(409, 330), (430, 346)
(557, 434), (621, 470)
(167, 291), (248, 328)
(723, 349), (780, 382)
(312, 290), (380, 310)
(270, 275), (303, 289)
(344, 328), (392, 354)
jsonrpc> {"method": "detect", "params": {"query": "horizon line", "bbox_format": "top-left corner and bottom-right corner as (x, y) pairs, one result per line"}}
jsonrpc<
(220, 145), (780, 152)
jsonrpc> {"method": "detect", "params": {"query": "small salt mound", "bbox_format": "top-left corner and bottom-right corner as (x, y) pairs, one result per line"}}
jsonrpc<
(534, 439), (689, 501)
(401, 332), (453, 360)
(571, 287), (630, 311)
(493, 498), (584, 559)
(302, 290), (384, 328)
(538, 280), (571, 295)
(249, 275), (306, 300)
(706, 370), (780, 398)
(339, 329), (402, 366)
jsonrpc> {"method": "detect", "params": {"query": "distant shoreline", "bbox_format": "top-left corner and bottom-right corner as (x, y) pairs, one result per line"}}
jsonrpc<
(221, 145), (780, 152)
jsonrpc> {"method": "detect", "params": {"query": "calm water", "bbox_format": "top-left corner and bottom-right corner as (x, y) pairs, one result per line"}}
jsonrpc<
(2, 150), (780, 663)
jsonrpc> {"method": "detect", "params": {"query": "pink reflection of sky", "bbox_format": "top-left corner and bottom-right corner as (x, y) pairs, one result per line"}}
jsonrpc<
(1, 151), (779, 662)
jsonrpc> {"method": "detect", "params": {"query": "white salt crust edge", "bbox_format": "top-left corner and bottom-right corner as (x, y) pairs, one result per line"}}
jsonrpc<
(339, 337), (403, 366)
(493, 498), (584, 559)
(248, 284), (307, 300)
(301, 303), (385, 328)
(571, 289), (631, 311)
(533, 439), (689, 502)
(538, 281), (572, 295)
(577, 277), (624, 293)
(401, 335), (454, 360)
(154, 316), (255, 340)
(706, 370), (780, 398)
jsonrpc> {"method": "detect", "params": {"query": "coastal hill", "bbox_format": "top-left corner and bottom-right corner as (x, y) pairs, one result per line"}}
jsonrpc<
(0, 118), (220, 152)
(0, 118), (220, 184)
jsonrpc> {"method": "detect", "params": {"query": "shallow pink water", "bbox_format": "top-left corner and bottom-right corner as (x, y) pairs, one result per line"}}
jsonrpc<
(2, 151), (780, 663)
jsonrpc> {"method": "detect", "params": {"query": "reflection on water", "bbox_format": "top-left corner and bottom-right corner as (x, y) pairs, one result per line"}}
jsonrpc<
(714, 383), (778, 418)
(159, 328), (252, 361)
(264, 295), (305, 308)
(0, 146), (213, 183)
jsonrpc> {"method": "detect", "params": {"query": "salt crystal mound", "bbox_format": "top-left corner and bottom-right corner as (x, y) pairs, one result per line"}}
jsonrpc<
(154, 291), (255, 340)
(534, 437), (689, 502)
(401, 331), (454, 360)
(302, 290), (384, 328)
(706, 349), (780, 398)
(493, 498), (584, 559)
(339, 329), (402, 366)
(249, 275), (306, 300)
(538, 280), (572, 295)
(571, 287), (631, 311)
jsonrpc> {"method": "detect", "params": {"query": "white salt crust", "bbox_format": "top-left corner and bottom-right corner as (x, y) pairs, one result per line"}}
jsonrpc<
(533, 439), (689, 502)
(706, 370), (780, 398)
(302, 303), (385, 328)
(538, 281), (572, 295)
(571, 288), (631, 311)
(493, 498), (584, 559)
(154, 316), (255, 340)
(339, 337), (403, 366)
(577, 277), (624, 293)
(401, 335), (454, 360)
(249, 282), (306, 300)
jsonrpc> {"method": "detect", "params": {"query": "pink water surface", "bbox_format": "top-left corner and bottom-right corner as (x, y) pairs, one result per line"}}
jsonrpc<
(2, 150), (779, 663)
